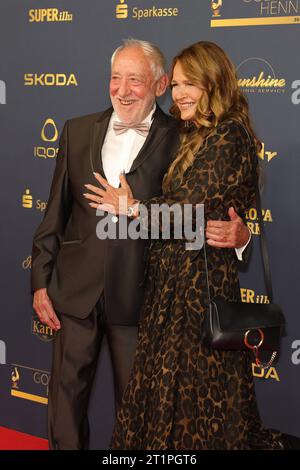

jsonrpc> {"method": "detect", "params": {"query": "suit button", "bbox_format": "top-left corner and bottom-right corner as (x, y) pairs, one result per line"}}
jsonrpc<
(112, 216), (118, 223)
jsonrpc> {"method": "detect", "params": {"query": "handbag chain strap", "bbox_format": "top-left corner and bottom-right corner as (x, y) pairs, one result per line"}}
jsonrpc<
(246, 132), (277, 368)
(203, 122), (274, 302)
(249, 133), (274, 303)
(202, 122), (277, 369)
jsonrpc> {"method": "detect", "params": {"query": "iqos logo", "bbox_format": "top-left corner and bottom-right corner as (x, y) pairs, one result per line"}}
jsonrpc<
(41, 118), (59, 142)
(34, 118), (59, 159)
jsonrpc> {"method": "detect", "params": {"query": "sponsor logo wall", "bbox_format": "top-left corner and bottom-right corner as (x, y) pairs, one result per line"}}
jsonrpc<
(0, 0), (299, 448)
(211, 0), (300, 27)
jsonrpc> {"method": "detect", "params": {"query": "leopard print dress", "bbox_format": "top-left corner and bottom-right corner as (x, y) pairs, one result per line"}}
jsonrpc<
(110, 120), (283, 450)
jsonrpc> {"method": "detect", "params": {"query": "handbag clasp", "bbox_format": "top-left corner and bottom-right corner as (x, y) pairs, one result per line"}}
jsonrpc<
(244, 329), (277, 370)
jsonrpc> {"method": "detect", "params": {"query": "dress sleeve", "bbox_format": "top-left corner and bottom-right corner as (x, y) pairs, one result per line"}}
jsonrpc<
(31, 121), (73, 290)
(138, 120), (256, 237)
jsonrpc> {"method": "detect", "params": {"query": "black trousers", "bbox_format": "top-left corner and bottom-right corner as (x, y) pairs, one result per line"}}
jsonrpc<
(47, 294), (138, 450)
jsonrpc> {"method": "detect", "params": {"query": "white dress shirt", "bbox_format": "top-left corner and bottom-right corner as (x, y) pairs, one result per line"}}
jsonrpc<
(102, 105), (156, 188)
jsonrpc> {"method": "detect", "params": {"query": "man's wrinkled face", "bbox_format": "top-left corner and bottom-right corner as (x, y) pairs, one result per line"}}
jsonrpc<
(110, 46), (158, 125)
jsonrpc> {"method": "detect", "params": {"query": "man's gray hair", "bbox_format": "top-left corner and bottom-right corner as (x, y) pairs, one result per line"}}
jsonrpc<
(111, 38), (166, 80)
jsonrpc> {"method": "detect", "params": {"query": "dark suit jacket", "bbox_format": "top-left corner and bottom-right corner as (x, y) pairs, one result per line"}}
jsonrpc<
(31, 106), (180, 325)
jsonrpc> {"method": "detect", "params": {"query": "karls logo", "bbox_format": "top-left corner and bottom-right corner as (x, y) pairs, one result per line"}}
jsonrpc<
(29, 8), (73, 22)
(0, 80), (6, 104)
(115, 0), (179, 21)
(0, 340), (6, 364)
(24, 73), (78, 87)
(116, 0), (128, 19)
(211, 1), (223, 17)
(34, 118), (59, 159)
(291, 80), (300, 104)
(22, 189), (47, 213)
(32, 316), (54, 342)
(245, 207), (273, 236)
(237, 58), (285, 94)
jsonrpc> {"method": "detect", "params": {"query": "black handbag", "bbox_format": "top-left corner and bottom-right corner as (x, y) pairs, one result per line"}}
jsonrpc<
(202, 125), (285, 369)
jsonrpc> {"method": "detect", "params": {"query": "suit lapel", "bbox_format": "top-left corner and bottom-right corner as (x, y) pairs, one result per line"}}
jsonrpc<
(89, 107), (113, 177)
(89, 105), (174, 176)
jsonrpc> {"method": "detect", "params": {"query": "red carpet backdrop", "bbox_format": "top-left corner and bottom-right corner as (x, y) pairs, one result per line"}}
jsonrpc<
(0, 1), (299, 449)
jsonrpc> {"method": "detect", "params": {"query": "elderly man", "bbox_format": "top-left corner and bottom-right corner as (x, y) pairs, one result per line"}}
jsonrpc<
(31, 39), (250, 450)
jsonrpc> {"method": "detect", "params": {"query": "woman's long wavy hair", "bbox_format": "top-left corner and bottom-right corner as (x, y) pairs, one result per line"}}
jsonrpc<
(163, 41), (260, 192)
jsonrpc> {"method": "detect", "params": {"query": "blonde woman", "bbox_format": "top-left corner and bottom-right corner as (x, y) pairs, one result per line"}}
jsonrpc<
(85, 42), (284, 449)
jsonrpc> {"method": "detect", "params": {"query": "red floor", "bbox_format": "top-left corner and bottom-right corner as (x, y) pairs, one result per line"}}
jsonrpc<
(0, 427), (49, 450)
